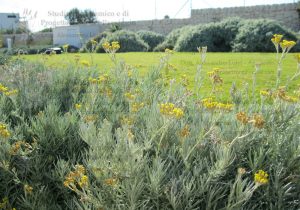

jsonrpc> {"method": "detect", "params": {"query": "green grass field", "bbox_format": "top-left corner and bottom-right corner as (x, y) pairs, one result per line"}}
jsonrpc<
(22, 52), (299, 100)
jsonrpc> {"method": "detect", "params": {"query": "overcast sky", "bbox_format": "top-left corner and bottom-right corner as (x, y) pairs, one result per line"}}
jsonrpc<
(0, 0), (297, 31)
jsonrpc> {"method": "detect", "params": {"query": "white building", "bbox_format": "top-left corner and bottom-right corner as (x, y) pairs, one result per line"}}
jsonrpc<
(0, 13), (20, 31)
(53, 24), (102, 48)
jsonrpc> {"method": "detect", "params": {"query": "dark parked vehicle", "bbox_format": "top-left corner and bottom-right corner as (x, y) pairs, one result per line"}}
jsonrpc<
(44, 47), (62, 54)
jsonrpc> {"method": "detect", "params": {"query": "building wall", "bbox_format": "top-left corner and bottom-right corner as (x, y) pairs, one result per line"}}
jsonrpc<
(0, 13), (20, 30)
(53, 24), (102, 47)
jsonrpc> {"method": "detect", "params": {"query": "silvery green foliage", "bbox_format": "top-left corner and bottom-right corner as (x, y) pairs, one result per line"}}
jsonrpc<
(0, 54), (299, 210)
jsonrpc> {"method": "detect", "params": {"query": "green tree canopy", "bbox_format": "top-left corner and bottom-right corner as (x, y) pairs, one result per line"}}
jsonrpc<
(65, 8), (97, 25)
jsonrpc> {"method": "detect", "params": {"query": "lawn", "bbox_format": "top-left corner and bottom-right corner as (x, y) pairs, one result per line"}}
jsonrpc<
(22, 52), (299, 100)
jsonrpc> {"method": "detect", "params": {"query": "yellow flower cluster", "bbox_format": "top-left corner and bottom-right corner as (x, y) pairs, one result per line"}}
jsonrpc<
(0, 123), (11, 138)
(89, 74), (109, 85)
(254, 170), (269, 185)
(131, 102), (144, 113)
(179, 125), (190, 138)
(80, 60), (90, 67)
(75, 103), (82, 110)
(84, 115), (98, 123)
(260, 89), (272, 97)
(0, 83), (18, 96)
(262, 87), (298, 103)
(236, 112), (265, 129)
(104, 178), (118, 186)
(64, 165), (89, 191)
(280, 40), (296, 50)
(236, 112), (249, 124)
(201, 98), (233, 111)
(271, 34), (296, 52)
(125, 92), (136, 100)
(10, 140), (32, 155)
(207, 68), (223, 84)
(102, 41), (120, 53)
(165, 48), (174, 54)
(160, 103), (184, 119)
(271, 34), (283, 44)
(121, 116), (135, 125)
(24, 184), (33, 194)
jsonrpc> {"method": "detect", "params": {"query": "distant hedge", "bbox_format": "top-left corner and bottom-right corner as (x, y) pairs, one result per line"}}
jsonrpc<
(97, 30), (149, 52)
(172, 18), (299, 52)
(82, 31), (111, 52)
(232, 19), (300, 52)
(174, 18), (245, 52)
(153, 25), (194, 52)
(137, 30), (165, 51)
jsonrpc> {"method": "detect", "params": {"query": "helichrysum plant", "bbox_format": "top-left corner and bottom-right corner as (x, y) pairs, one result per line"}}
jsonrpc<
(0, 37), (300, 210)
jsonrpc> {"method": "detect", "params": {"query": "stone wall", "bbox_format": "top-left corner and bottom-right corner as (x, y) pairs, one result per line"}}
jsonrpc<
(1, 32), (52, 47)
(102, 3), (300, 35)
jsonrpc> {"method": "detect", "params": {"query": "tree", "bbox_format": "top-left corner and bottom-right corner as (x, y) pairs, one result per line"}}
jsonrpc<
(65, 8), (97, 25)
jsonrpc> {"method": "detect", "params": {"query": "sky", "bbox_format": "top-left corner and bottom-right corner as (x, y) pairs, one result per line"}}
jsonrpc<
(0, 0), (297, 31)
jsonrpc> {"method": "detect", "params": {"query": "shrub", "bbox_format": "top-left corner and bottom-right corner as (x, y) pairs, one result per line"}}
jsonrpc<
(82, 31), (111, 52)
(137, 30), (165, 51)
(232, 19), (300, 52)
(154, 25), (194, 51)
(174, 18), (245, 52)
(97, 30), (149, 52)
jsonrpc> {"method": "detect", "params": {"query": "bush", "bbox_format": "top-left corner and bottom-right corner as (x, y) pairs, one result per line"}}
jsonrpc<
(97, 30), (149, 52)
(232, 19), (300, 52)
(174, 18), (245, 52)
(82, 31), (111, 52)
(137, 30), (165, 51)
(154, 25), (194, 51)
(0, 53), (11, 65)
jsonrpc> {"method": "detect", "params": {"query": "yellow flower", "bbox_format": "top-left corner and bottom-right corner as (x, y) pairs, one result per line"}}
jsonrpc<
(160, 103), (184, 119)
(89, 77), (98, 84)
(251, 114), (265, 129)
(280, 40), (296, 51)
(99, 74), (109, 83)
(131, 102), (144, 113)
(4, 89), (18, 96)
(172, 108), (184, 119)
(125, 92), (135, 100)
(236, 112), (249, 124)
(24, 184), (33, 194)
(0, 83), (8, 93)
(254, 170), (269, 185)
(79, 175), (89, 188)
(80, 60), (90, 67)
(75, 103), (82, 110)
(165, 48), (174, 54)
(104, 178), (118, 186)
(84, 115), (98, 123)
(260, 90), (271, 97)
(179, 125), (190, 138)
(0, 123), (11, 138)
(271, 34), (283, 44)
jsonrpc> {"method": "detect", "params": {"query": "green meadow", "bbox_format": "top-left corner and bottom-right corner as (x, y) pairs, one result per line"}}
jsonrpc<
(22, 52), (299, 100)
